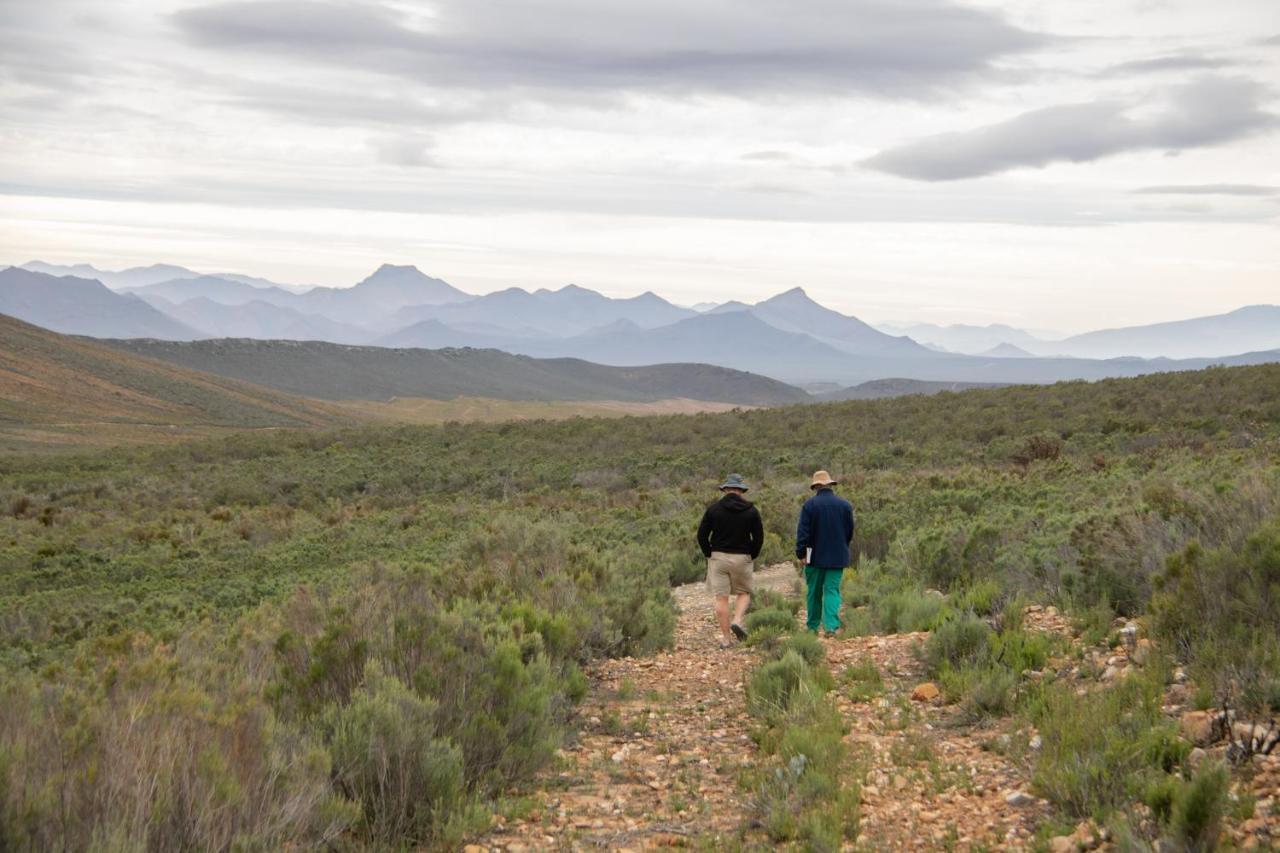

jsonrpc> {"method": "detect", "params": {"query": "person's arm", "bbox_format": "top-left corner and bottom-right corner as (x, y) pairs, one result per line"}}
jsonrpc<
(795, 501), (812, 559)
(749, 508), (764, 560)
(697, 508), (714, 558)
(843, 502), (855, 546)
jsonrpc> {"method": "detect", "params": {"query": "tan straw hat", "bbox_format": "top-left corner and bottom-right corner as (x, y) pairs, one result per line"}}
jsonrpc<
(810, 470), (837, 489)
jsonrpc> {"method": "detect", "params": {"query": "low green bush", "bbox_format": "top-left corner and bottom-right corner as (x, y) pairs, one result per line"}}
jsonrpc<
(753, 588), (803, 616)
(1030, 668), (1188, 819)
(780, 630), (825, 666)
(327, 665), (478, 845)
(747, 651), (818, 720)
(1151, 522), (1280, 713)
(922, 615), (992, 676)
(744, 606), (798, 644)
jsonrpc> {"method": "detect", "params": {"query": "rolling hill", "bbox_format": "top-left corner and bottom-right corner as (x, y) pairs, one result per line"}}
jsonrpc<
(815, 378), (1008, 401)
(0, 267), (201, 340)
(0, 314), (352, 448)
(99, 337), (811, 405)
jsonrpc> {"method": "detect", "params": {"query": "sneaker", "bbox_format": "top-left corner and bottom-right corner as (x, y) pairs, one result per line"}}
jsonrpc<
(718, 638), (734, 649)
(730, 623), (748, 641)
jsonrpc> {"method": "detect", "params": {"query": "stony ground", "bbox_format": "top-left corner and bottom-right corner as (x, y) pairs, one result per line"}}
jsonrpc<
(475, 565), (1279, 852)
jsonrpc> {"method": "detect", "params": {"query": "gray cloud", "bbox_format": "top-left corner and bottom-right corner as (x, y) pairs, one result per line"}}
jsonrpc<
(370, 135), (439, 167)
(863, 75), (1280, 181)
(1099, 54), (1236, 76)
(173, 0), (1046, 100)
(1134, 184), (1278, 196)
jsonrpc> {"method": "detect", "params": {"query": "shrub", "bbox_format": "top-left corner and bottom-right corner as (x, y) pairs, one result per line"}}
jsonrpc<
(327, 665), (474, 844)
(955, 578), (1004, 617)
(922, 615), (992, 676)
(747, 651), (830, 721)
(753, 588), (803, 616)
(745, 606), (797, 639)
(1151, 522), (1280, 713)
(1030, 669), (1186, 818)
(1169, 763), (1229, 853)
(780, 630), (825, 666)
(878, 589), (948, 634)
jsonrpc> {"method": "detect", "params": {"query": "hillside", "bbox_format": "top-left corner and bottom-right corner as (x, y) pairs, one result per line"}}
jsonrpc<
(0, 313), (352, 449)
(816, 377), (1007, 401)
(99, 337), (811, 405)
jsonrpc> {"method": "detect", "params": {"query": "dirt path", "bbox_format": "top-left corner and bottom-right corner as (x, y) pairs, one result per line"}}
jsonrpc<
(478, 566), (1046, 851)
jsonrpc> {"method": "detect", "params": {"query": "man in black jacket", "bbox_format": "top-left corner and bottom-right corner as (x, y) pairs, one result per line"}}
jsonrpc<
(697, 474), (764, 647)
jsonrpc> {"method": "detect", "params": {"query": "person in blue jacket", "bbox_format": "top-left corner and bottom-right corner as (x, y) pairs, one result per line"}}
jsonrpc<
(795, 470), (855, 636)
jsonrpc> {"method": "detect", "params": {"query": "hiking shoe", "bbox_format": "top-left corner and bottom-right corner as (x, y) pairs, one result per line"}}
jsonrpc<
(718, 638), (734, 649)
(730, 623), (748, 641)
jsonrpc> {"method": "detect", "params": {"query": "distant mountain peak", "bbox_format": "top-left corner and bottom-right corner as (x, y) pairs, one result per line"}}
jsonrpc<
(363, 263), (424, 282)
(763, 286), (814, 304)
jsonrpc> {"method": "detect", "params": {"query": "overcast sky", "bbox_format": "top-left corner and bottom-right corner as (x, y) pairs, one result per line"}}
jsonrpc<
(1, 0), (1277, 331)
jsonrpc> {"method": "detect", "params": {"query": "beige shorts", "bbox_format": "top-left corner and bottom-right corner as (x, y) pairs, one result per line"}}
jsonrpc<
(707, 551), (754, 596)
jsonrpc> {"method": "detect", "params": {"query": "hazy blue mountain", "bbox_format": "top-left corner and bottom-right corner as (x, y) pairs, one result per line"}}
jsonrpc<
(100, 337), (810, 406)
(374, 318), (528, 350)
(21, 260), (203, 290)
(124, 275), (300, 308)
(213, 272), (315, 293)
(879, 321), (1047, 354)
(509, 310), (861, 383)
(163, 298), (373, 344)
(294, 264), (472, 326)
(978, 342), (1036, 358)
(745, 288), (933, 356)
(1041, 305), (1280, 359)
(391, 283), (696, 337)
(0, 267), (201, 339)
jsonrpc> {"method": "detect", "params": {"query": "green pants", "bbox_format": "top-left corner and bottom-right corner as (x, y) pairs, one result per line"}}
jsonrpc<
(805, 566), (844, 633)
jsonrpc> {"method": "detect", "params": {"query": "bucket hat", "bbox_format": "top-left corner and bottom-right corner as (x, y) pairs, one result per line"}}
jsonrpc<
(809, 470), (837, 489)
(719, 473), (749, 491)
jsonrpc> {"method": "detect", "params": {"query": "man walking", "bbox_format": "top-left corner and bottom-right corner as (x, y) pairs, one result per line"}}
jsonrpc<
(795, 470), (855, 637)
(697, 474), (764, 647)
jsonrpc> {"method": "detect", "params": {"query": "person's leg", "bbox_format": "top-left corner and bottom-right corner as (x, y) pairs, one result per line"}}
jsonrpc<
(822, 568), (844, 634)
(804, 565), (822, 632)
(715, 595), (732, 640)
(730, 555), (753, 635)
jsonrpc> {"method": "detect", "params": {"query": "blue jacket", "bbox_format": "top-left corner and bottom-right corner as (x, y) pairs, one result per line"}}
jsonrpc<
(795, 488), (855, 569)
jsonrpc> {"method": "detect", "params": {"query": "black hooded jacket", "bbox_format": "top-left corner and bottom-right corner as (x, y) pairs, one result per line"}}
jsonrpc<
(697, 493), (764, 559)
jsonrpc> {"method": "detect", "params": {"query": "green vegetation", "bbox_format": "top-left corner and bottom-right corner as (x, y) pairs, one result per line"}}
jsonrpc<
(1, 363), (1278, 847)
(745, 619), (860, 849)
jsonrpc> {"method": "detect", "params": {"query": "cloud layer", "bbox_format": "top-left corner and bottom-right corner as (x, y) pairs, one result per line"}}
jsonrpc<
(173, 0), (1044, 100)
(863, 75), (1279, 180)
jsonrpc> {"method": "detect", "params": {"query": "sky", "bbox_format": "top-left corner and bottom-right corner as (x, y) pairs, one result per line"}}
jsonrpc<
(1, 0), (1277, 332)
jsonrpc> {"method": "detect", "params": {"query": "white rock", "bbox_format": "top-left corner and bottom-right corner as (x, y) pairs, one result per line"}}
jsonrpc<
(1005, 791), (1035, 807)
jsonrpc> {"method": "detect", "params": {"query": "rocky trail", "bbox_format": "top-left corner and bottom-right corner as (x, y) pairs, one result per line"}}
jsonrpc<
(477, 565), (1279, 851)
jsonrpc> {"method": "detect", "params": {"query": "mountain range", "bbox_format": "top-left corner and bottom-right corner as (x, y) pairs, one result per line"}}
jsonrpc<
(5, 261), (1280, 389)
(883, 306), (1280, 360)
